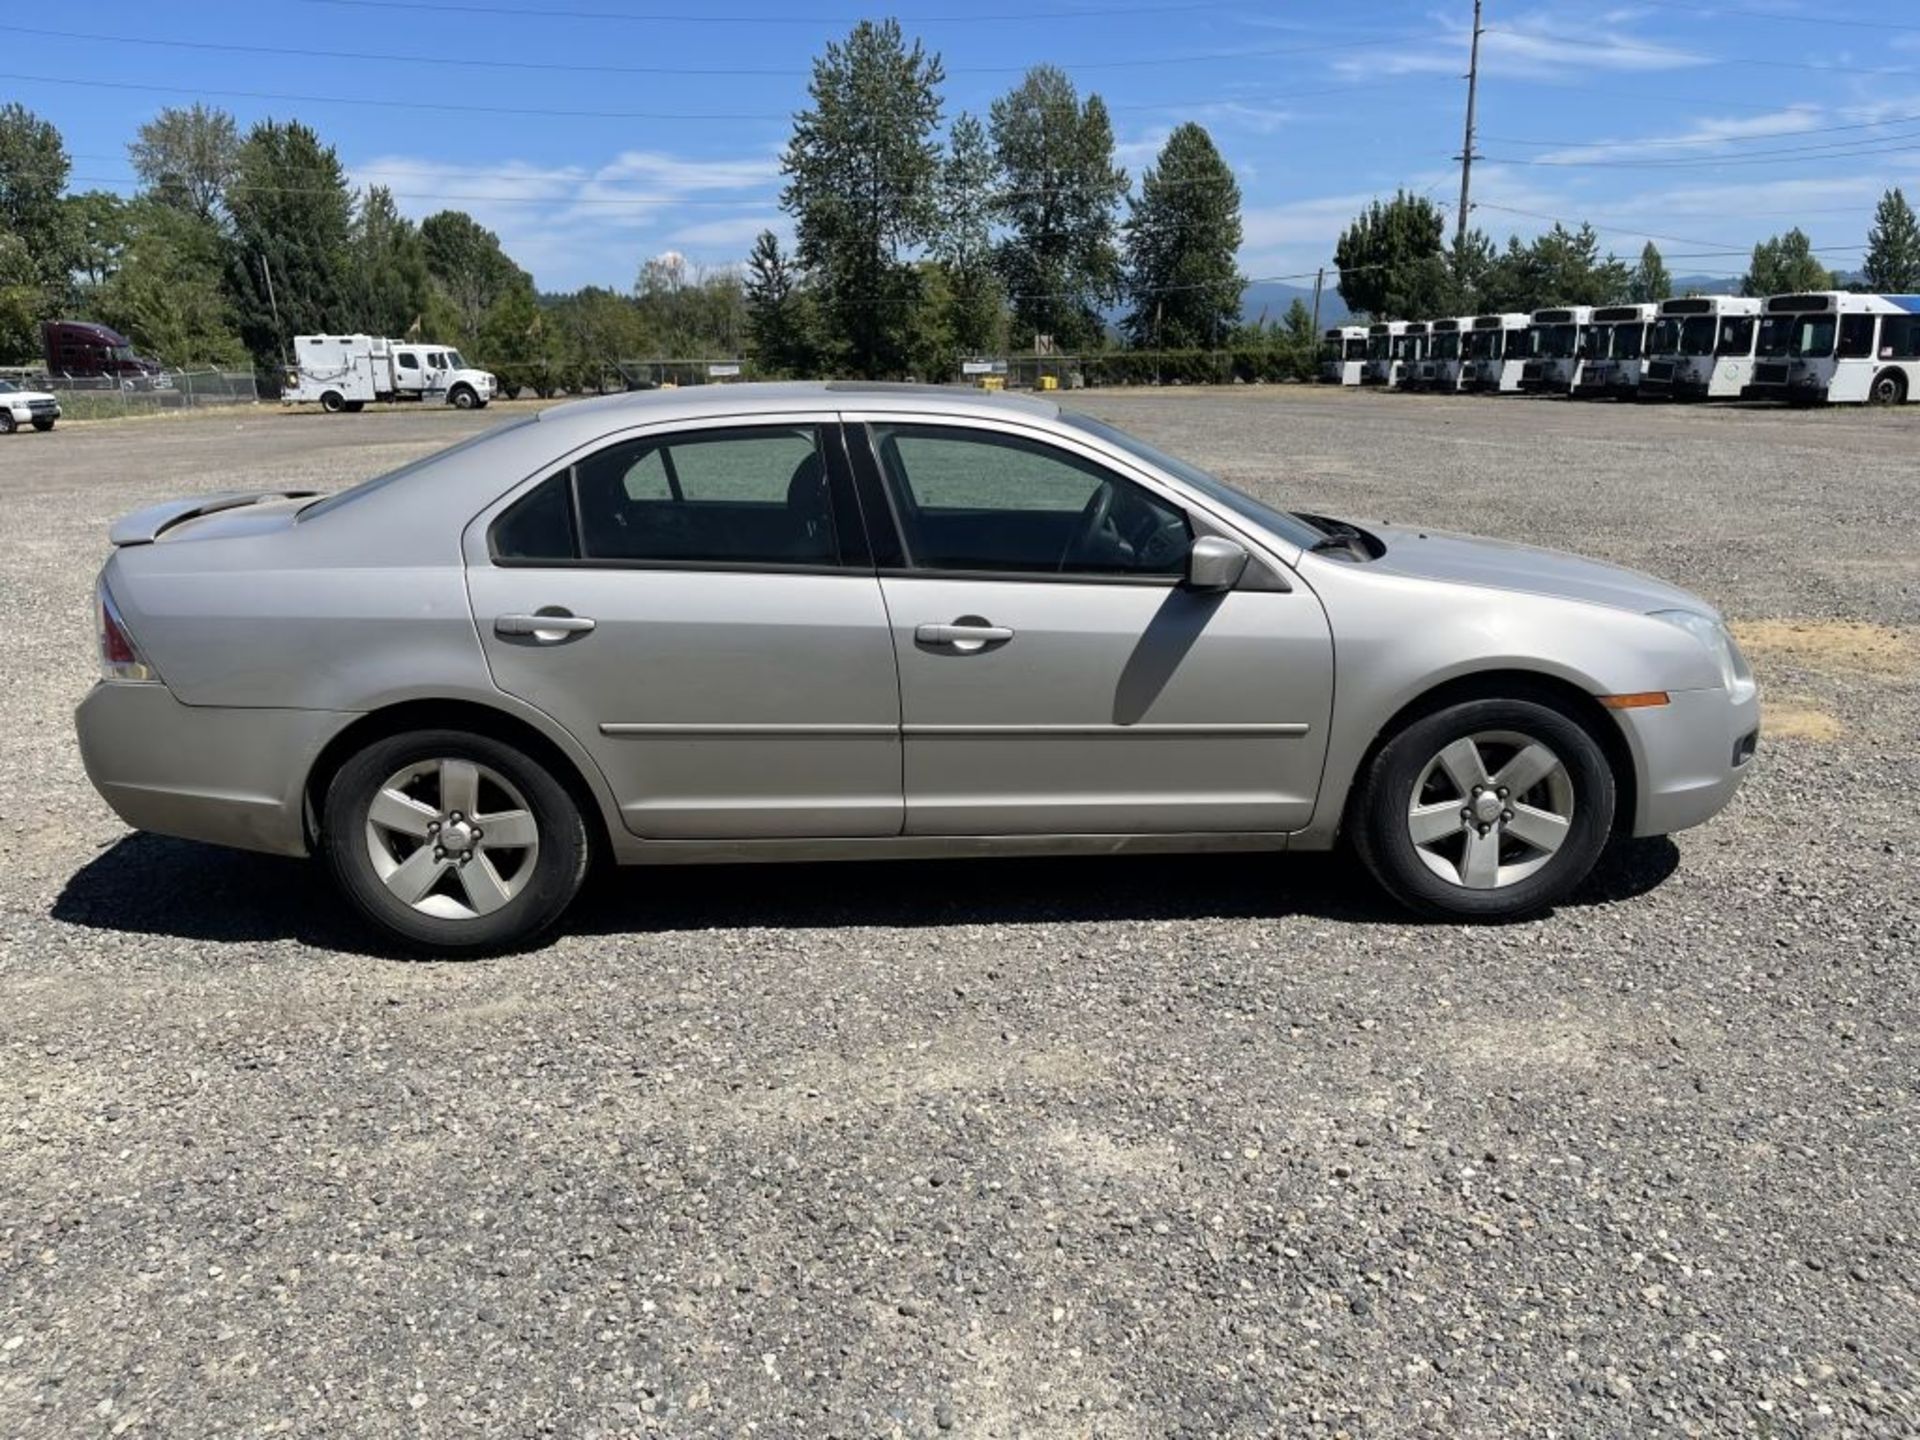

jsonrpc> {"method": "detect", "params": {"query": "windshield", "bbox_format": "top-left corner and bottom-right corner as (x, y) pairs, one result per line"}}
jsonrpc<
(1345, 338), (1366, 360)
(1759, 314), (1834, 358)
(0, 381), (15, 394)
(446, 350), (467, 369)
(1537, 323), (1577, 359)
(1062, 412), (1324, 551)
(1675, 316), (1717, 357)
(1434, 333), (1459, 359)
(1578, 324), (1608, 359)
(1367, 334), (1390, 359)
(1614, 323), (1645, 360)
(108, 344), (136, 362)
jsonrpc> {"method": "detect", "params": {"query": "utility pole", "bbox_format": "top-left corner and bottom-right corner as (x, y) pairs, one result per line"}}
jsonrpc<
(1310, 266), (1325, 333)
(1453, 0), (1484, 254)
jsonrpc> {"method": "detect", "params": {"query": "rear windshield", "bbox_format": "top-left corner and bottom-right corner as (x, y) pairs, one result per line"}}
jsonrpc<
(298, 416), (537, 520)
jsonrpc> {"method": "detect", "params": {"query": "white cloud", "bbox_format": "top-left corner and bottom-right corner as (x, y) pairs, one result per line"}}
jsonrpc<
(1343, 9), (1703, 80)
(348, 146), (783, 291)
(1533, 107), (1827, 164)
(665, 214), (791, 250)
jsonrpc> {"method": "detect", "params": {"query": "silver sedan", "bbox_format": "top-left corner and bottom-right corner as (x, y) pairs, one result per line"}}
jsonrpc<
(76, 384), (1759, 951)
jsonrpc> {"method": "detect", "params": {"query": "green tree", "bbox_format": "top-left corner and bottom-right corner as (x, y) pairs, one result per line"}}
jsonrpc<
(347, 186), (431, 338)
(1863, 188), (1920, 293)
(1121, 123), (1243, 351)
(0, 230), (41, 362)
(934, 112), (1006, 359)
(479, 281), (541, 372)
(223, 119), (354, 367)
(634, 251), (747, 357)
(1277, 296), (1318, 380)
(743, 229), (819, 377)
(421, 210), (528, 346)
(1742, 228), (1833, 297)
(129, 104), (241, 220)
(1333, 191), (1446, 320)
(991, 66), (1126, 351)
(781, 18), (945, 378)
(88, 200), (247, 367)
(67, 191), (132, 287)
(0, 102), (74, 297)
(1627, 241), (1672, 304)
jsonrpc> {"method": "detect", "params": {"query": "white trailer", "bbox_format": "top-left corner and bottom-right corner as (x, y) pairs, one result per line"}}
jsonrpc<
(284, 335), (498, 412)
(1573, 303), (1659, 399)
(1362, 321), (1410, 388)
(1468, 313), (1532, 393)
(1748, 291), (1920, 405)
(1640, 296), (1762, 400)
(1318, 326), (1368, 385)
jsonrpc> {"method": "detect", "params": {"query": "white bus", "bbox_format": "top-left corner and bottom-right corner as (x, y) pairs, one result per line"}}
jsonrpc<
(1428, 316), (1476, 392)
(1520, 306), (1594, 394)
(1400, 321), (1435, 390)
(1573, 303), (1659, 400)
(1318, 325), (1368, 386)
(1747, 291), (1920, 405)
(1362, 321), (1411, 387)
(1468, 313), (1532, 392)
(1640, 295), (1762, 400)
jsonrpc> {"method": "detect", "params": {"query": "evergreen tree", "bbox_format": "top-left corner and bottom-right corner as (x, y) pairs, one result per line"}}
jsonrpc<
(990, 65), (1127, 351)
(1121, 123), (1244, 350)
(934, 112), (1006, 360)
(129, 104), (241, 221)
(1333, 191), (1446, 320)
(348, 186), (431, 338)
(1742, 228), (1833, 297)
(1278, 296), (1318, 380)
(1627, 242), (1672, 304)
(743, 229), (818, 377)
(1863, 188), (1920, 293)
(223, 120), (354, 367)
(781, 19), (945, 379)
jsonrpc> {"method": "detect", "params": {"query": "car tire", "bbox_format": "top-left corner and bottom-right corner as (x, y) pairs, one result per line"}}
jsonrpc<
(1869, 369), (1906, 406)
(320, 390), (346, 414)
(449, 385), (479, 410)
(1352, 695), (1616, 921)
(344, 400), (365, 413)
(322, 729), (590, 954)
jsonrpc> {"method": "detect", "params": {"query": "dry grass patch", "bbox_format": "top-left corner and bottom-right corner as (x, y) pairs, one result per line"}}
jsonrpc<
(1763, 706), (1844, 743)
(1730, 619), (1916, 679)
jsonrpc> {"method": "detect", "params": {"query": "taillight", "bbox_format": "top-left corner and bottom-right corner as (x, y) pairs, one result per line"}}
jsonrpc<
(97, 581), (159, 683)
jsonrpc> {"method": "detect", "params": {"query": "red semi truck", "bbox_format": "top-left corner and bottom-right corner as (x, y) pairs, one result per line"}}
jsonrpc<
(41, 321), (168, 387)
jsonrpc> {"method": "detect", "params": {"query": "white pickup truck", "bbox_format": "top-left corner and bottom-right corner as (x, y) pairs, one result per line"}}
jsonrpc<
(0, 378), (60, 433)
(283, 335), (497, 412)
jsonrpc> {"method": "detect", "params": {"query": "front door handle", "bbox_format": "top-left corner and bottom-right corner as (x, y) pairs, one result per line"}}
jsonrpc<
(916, 620), (1014, 652)
(496, 611), (596, 643)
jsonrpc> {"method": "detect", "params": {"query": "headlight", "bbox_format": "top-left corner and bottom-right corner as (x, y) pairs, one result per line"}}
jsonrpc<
(1651, 610), (1754, 699)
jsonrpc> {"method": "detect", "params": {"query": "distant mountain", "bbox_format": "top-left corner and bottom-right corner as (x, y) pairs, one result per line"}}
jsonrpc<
(1240, 280), (1351, 328)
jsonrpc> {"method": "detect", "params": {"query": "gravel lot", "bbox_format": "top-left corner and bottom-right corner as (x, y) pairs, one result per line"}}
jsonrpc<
(2, 389), (1916, 1437)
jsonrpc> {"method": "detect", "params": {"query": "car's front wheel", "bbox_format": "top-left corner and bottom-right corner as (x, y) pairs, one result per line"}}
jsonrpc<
(1353, 696), (1616, 920)
(323, 730), (589, 954)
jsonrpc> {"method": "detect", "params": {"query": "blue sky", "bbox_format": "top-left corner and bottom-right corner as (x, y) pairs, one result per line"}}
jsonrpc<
(17, 1), (1920, 292)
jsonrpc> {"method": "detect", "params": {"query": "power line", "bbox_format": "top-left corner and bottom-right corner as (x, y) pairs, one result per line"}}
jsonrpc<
(1468, 202), (1742, 254)
(8, 23), (1453, 81)
(291, 0), (1269, 22)
(1481, 109), (1920, 150)
(1644, 0), (1920, 34)
(1483, 133), (1920, 169)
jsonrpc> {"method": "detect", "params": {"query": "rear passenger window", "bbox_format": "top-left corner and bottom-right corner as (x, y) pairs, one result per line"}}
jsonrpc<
(489, 426), (846, 567)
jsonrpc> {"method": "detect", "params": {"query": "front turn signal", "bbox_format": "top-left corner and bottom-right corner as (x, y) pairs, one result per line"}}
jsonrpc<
(1598, 691), (1670, 710)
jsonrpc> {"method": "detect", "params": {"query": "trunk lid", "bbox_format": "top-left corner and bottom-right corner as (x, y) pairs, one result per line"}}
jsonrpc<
(108, 491), (319, 546)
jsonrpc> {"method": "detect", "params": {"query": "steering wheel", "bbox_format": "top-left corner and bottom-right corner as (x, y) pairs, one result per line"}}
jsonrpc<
(1060, 482), (1117, 570)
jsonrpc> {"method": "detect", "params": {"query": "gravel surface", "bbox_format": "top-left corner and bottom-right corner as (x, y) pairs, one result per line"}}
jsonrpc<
(2, 390), (1916, 1437)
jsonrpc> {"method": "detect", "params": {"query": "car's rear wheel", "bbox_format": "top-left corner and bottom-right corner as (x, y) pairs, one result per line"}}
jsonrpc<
(320, 390), (346, 414)
(323, 730), (589, 954)
(1352, 696), (1616, 921)
(1869, 369), (1906, 406)
(0, 411), (15, 434)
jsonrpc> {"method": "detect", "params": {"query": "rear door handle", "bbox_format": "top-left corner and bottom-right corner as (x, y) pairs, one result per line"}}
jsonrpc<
(915, 621), (1014, 651)
(496, 611), (596, 642)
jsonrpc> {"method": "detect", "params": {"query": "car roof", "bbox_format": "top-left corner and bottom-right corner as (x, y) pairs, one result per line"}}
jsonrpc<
(538, 380), (1062, 428)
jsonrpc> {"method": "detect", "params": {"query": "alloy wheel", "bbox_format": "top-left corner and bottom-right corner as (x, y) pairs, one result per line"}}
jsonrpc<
(1406, 729), (1575, 890)
(363, 757), (540, 920)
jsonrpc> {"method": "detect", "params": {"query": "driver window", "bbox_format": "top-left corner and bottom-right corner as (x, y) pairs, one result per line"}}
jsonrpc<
(398, 353), (420, 371)
(870, 423), (1190, 578)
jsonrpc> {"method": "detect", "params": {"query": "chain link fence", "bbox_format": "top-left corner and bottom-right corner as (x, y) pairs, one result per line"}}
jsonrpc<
(25, 370), (266, 420)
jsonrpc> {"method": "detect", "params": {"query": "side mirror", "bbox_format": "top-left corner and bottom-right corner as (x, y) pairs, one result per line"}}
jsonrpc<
(1185, 535), (1249, 593)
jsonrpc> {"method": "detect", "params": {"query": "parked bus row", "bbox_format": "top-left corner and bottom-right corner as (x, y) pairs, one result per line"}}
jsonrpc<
(1318, 291), (1920, 406)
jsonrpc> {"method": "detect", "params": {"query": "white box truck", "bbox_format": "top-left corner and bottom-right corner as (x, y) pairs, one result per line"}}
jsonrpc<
(283, 335), (497, 412)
